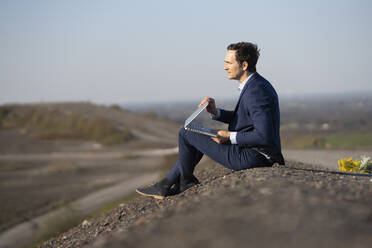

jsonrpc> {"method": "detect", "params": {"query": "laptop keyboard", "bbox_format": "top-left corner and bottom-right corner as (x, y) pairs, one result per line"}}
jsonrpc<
(187, 123), (214, 133)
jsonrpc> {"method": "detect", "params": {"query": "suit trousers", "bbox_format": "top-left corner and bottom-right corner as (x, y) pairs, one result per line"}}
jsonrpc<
(166, 128), (273, 184)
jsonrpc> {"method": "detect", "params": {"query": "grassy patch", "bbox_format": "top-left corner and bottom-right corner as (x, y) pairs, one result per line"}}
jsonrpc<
(322, 133), (372, 150)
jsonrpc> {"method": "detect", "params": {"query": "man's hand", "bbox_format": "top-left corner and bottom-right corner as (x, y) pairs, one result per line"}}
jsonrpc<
(211, 130), (230, 144)
(199, 97), (217, 116)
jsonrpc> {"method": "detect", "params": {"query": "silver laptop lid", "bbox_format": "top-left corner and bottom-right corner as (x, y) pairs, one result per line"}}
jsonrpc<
(184, 102), (208, 128)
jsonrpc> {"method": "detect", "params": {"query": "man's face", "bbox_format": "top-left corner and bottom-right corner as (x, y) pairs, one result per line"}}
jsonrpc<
(224, 50), (244, 80)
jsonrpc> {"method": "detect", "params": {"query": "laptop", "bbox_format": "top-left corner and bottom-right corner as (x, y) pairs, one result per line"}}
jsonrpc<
(184, 102), (218, 138)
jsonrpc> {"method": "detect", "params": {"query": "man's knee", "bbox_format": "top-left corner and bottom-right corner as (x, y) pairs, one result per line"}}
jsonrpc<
(178, 127), (187, 138)
(178, 127), (195, 146)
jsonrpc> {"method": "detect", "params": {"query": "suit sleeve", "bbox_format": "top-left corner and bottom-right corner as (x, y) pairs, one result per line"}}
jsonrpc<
(236, 85), (275, 147)
(213, 109), (234, 124)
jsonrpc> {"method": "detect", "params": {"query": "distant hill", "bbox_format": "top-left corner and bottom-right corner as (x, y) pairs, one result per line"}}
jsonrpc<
(0, 102), (180, 154)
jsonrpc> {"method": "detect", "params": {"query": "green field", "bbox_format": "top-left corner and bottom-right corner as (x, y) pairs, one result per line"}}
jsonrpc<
(322, 133), (372, 149)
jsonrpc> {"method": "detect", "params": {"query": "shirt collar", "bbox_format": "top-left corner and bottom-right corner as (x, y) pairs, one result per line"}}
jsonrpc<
(238, 72), (255, 93)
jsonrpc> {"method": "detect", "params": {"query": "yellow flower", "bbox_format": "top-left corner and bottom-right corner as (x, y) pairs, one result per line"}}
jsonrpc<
(338, 157), (360, 172)
(338, 155), (372, 174)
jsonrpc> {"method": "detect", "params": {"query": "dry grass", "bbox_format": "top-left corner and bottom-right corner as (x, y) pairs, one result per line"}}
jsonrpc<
(31, 206), (85, 248)
(0, 106), (132, 145)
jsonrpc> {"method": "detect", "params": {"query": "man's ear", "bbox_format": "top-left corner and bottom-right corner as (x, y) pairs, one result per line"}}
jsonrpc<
(242, 61), (248, 71)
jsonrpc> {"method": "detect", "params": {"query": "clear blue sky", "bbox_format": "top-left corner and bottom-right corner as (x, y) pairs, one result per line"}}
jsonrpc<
(1, 0), (371, 104)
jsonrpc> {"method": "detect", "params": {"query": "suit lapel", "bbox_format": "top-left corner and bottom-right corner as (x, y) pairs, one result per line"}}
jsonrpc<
(233, 72), (259, 113)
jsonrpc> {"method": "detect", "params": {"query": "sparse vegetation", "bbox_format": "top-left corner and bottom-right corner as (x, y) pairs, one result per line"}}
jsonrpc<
(31, 206), (85, 248)
(0, 106), (132, 145)
(90, 192), (139, 219)
(30, 192), (138, 248)
(0, 106), (11, 127)
(109, 104), (123, 111)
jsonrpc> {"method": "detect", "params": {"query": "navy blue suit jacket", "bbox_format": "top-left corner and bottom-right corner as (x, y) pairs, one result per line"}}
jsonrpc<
(215, 72), (285, 165)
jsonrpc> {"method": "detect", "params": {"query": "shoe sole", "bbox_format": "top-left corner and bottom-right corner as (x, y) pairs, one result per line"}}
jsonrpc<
(135, 189), (165, 200)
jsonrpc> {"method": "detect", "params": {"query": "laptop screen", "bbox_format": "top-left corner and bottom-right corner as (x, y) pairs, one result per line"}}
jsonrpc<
(184, 102), (208, 128)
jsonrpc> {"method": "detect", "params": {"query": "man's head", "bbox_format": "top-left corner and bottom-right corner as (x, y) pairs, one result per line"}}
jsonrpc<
(224, 42), (260, 82)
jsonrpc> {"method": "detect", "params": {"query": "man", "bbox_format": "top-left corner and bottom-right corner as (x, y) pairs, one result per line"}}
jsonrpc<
(136, 42), (284, 199)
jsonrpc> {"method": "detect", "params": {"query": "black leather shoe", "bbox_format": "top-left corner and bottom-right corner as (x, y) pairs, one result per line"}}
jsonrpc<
(180, 175), (200, 193)
(168, 181), (181, 196)
(136, 182), (170, 200)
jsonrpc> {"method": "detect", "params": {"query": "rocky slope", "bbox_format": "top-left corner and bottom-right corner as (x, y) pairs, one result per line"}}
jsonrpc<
(39, 159), (372, 248)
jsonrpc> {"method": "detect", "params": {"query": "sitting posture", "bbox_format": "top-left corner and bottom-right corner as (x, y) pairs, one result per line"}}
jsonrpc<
(136, 42), (285, 199)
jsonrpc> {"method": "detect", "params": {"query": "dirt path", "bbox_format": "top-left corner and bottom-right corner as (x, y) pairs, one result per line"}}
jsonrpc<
(0, 147), (178, 161)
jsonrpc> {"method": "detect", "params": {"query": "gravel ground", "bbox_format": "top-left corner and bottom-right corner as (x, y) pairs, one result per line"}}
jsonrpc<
(39, 157), (372, 248)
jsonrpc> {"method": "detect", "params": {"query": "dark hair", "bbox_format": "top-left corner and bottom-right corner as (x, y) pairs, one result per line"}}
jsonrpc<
(227, 42), (260, 72)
